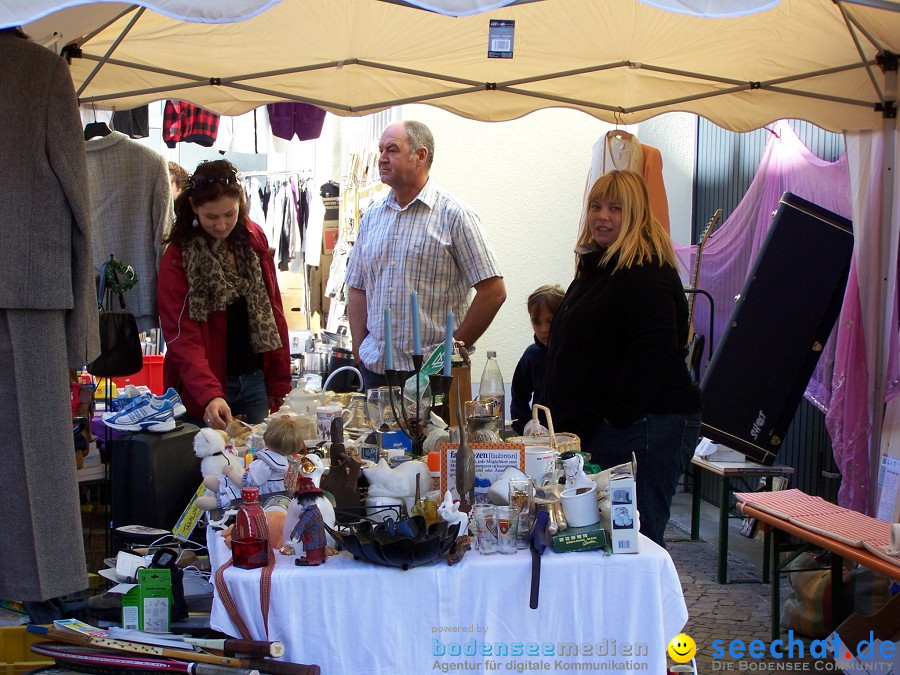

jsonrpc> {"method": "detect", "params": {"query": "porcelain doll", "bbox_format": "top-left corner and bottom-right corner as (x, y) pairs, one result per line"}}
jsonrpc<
(201, 416), (305, 511)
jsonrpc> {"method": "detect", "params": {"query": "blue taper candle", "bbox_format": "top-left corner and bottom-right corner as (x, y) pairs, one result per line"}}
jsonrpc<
(444, 311), (454, 376)
(410, 291), (421, 356)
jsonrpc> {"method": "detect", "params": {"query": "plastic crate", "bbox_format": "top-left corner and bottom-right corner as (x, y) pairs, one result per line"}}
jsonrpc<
(112, 355), (165, 395)
(0, 626), (53, 673)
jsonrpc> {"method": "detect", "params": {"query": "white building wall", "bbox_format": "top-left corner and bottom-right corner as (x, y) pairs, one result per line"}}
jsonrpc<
(125, 101), (696, 414)
(395, 106), (696, 406)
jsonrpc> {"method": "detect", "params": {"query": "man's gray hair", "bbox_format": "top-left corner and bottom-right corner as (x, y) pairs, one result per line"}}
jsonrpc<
(404, 120), (434, 168)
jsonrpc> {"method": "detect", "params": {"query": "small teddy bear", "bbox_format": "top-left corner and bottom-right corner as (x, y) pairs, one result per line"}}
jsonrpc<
(194, 428), (243, 511)
(200, 416), (306, 511)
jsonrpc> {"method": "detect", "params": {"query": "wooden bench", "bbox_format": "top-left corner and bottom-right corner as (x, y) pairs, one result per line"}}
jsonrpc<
(738, 500), (900, 640)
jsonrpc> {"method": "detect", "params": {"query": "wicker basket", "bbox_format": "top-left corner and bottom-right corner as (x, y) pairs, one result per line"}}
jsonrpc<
(507, 404), (580, 454)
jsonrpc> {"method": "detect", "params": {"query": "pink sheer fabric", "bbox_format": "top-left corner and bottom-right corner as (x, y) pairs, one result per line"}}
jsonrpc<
(838, 131), (900, 514)
(825, 261), (871, 512)
(674, 120), (875, 509)
(675, 120), (852, 396)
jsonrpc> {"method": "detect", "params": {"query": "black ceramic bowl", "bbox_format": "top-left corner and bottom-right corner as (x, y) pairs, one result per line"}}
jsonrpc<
(325, 515), (460, 570)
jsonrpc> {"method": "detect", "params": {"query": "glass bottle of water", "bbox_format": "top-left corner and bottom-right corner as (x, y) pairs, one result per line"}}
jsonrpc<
(479, 350), (505, 433)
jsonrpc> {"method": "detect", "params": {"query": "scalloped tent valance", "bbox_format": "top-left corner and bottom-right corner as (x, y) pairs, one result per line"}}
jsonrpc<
(3, 0), (897, 132)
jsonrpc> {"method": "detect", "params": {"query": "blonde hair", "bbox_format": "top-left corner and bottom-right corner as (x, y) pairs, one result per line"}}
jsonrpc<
(577, 170), (678, 273)
(262, 416), (307, 456)
(527, 284), (565, 319)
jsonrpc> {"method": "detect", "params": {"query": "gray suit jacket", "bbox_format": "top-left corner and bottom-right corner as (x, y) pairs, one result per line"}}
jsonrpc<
(0, 33), (99, 365)
(86, 131), (170, 330)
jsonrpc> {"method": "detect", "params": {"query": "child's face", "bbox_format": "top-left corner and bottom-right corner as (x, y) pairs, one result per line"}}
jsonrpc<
(530, 304), (554, 346)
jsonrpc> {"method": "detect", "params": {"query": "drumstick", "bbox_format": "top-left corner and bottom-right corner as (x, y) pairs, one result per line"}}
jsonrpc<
(31, 641), (260, 675)
(183, 637), (285, 658)
(29, 625), (250, 668)
(27, 625), (320, 675)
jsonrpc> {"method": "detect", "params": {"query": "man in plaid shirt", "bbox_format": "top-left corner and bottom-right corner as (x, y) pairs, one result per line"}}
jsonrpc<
(346, 121), (506, 390)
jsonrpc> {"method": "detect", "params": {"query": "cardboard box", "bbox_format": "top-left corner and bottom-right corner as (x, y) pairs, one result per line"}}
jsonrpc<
(552, 521), (608, 553)
(121, 568), (172, 632)
(322, 225), (340, 254)
(608, 469), (639, 554)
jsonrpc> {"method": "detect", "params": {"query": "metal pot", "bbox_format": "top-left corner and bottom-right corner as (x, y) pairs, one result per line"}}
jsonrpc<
(302, 350), (330, 375)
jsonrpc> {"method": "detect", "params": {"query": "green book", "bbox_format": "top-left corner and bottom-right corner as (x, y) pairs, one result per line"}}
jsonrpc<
(551, 521), (608, 553)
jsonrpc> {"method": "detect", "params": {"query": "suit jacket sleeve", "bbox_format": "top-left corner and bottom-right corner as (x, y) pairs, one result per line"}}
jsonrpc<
(48, 57), (100, 366)
(151, 156), (172, 270)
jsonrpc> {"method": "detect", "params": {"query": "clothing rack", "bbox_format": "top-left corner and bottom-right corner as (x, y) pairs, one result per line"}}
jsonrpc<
(242, 171), (316, 330)
(241, 169), (313, 179)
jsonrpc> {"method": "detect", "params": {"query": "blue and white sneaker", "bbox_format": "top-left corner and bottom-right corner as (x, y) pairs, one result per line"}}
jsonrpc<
(103, 386), (185, 420)
(157, 387), (187, 418)
(103, 397), (176, 433)
(102, 390), (150, 420)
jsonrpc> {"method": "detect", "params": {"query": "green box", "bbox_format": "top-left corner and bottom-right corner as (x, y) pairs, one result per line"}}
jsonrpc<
(121, 568), (172, 632)
(551, 521), (608, 553)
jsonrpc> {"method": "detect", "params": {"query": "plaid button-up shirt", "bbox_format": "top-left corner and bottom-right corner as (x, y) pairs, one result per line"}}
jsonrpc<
(345, 180), (502, 373)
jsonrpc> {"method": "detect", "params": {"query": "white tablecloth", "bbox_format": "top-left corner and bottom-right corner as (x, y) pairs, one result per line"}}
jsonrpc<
(209, 530), (687, 674)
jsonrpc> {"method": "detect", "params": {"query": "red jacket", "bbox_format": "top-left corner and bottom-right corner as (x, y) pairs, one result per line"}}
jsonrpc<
(157, 220), (291, 420)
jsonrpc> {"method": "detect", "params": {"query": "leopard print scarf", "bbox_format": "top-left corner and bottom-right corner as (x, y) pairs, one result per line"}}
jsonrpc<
(182, 236), (283, 353)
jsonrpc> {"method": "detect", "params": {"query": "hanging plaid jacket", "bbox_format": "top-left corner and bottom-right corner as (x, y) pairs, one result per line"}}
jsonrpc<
(163, 100), (220, 148)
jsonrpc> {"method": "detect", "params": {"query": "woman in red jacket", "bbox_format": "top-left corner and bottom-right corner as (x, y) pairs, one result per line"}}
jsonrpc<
(158, 159), (290, 429)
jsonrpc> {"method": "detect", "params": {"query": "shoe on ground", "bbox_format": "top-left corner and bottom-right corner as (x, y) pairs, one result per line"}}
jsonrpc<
(103, 397), (176, 433)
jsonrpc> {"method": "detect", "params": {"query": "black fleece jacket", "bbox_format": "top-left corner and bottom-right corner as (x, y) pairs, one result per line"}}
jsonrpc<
(542, 248), (701, 443)
(511, 336), (548, 434)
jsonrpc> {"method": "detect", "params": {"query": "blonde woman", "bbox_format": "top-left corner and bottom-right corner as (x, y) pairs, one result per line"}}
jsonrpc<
(542, 170), (701, 547)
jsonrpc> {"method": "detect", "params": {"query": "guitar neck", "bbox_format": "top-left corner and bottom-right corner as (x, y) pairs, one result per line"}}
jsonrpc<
(687, 208), (722, 334)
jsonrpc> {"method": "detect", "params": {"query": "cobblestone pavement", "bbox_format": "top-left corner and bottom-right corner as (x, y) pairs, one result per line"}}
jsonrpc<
(664, 522), (835, 674)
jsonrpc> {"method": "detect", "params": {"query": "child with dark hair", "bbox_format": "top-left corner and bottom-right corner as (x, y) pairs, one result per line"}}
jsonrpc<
(510, 284), (565, 434)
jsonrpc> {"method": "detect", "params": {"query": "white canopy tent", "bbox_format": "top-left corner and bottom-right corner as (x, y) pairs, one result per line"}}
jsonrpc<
(2, 0), (898, 513)
(1, 0), (896, 131)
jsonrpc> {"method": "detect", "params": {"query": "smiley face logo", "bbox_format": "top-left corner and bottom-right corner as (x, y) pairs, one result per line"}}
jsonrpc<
(667, 633), (697, 664)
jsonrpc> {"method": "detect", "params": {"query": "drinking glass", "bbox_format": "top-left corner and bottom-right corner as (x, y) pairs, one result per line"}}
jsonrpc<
(508, 477), (534, 549)
(496, 505), (519, 554)
(366, 386), (401, 431)
(471, 504), (498, 555)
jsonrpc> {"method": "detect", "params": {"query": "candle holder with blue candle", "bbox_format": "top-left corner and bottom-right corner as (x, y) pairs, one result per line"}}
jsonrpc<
(384, 357), (430, 458)
(381, 296), (454, 457)
(428, 311), (455, 426)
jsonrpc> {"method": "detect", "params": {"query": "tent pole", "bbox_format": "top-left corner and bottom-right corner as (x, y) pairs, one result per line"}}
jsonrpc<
(76, 7), (145, 98)
(871, 54), (898, 514)
(837, 1), (887, 105)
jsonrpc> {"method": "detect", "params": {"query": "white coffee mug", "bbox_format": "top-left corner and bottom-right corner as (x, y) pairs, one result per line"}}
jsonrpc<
(525, 446), (558, 486)
(316, 404), (352, 441)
